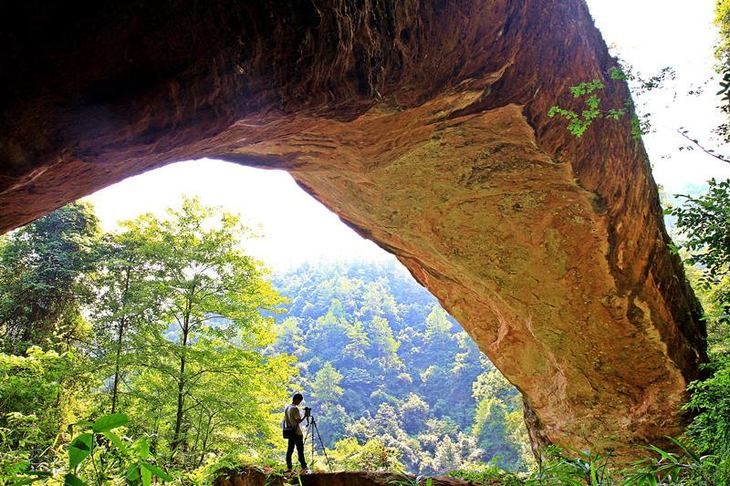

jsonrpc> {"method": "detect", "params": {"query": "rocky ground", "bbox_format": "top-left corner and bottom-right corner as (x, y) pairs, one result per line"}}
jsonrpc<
(212, 468), (497, 486)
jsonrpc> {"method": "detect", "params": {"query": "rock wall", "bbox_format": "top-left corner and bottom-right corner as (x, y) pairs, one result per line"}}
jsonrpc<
(0, 0), (706, 455)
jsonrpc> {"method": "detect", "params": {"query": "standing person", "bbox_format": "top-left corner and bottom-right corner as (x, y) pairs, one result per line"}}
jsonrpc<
(283, 393), (309, 472)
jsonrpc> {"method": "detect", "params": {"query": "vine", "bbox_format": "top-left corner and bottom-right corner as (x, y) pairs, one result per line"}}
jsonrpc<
(548, 66), (669, 140)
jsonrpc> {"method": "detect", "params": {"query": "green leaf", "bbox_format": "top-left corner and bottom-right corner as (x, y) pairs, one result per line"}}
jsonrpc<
(127, 464), (140, 482)
(102, 430), (126, 451)
(10, 479), (35, 486)
(26, 471), (52, 479)
(610, 66), (627, 81)
(72, 420), (93, 431)
(64, 473), (86, 486)
(92, 413), (129, 432)
(69, 433), (93, 470)
(133, 437), (151, 459)
(141, 462), (173, 482)
(141, 463), (152, 486)
(668, 436), (701, 463)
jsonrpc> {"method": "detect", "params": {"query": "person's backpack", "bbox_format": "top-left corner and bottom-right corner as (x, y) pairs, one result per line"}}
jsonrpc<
(282, 406), (294, 439)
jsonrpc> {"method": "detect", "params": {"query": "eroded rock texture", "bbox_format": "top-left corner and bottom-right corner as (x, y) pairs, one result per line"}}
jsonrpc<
(0, 0), (706, 455)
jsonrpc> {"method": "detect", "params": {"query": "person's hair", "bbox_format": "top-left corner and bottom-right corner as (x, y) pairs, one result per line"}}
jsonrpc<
(292, 393), (303, 402)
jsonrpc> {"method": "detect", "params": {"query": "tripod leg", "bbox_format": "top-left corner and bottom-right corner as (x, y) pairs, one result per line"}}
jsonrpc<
(311, 419), (332, 472)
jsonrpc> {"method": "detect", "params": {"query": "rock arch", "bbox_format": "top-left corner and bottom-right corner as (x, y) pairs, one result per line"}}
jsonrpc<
(0, 0), (706, 455)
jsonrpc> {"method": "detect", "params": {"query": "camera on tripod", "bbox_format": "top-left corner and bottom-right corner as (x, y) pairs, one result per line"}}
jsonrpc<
(301, 406), (332, 471)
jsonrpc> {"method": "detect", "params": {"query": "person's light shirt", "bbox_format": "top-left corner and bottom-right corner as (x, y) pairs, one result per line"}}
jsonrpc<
(285, 404), (304, 436)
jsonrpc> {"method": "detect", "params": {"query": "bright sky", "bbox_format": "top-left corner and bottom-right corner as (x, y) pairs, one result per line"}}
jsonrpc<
(88, 161), (390, 269)
(587, 0), (730, 193)
(85, 1), (730, 268)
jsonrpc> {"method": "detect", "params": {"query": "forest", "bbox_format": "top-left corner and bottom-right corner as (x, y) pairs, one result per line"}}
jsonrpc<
(1, 179), (729, 484)
(269, 261), (531, 473)
(0, 200), (295, 483)
(0, 198), (530, 484)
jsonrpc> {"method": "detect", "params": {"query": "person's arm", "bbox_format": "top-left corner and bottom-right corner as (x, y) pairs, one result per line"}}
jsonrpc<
(291, 406), (305, 424)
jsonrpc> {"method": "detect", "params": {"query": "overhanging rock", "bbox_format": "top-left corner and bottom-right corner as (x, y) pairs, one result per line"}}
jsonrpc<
(0, 0), (706, 455)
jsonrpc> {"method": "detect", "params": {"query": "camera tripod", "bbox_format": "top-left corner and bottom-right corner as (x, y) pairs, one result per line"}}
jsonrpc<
(303, 413), (332, 472)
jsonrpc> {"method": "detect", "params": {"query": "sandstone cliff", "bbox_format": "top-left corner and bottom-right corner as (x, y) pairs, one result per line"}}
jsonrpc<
(0, 0), (706, 455)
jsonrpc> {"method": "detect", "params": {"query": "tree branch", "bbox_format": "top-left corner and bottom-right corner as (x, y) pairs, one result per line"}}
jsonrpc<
(677, 129), (730, 165)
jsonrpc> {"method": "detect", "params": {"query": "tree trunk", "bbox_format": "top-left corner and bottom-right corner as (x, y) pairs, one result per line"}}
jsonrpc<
(170, 299), (192, 458)
(197, 413), (214, 468)
(109, 322), (124, 414)
(110, 267), (131, 414)
(190, 409), (203, 460)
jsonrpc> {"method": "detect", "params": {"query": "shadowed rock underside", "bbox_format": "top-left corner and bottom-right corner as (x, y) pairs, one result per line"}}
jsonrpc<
(0, 0), (706, 456)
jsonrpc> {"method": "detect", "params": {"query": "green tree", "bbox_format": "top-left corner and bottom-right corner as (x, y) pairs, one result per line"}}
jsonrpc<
(714, 1), (730, 144)
(0, 346), (92, 475)
(366, 316), (400, 363)
(311, 362), (344, 403)
(272, 316), (306, 358)
(424, 306), (454, 339)
(0, 204), (103, 479)
(473, 368), (517, 405)
(433, 436), (461, 474)
(91, 229), (161, 414)
(0, 202), (99, 351)
(669, 179), (730, 482)
(400, 393), (429, 435)
(111, 198), (289, 466)
(0, 199), (299, 478)
(372, 403), (403, 438)
(472, 398), (523, 469)
(329, 437), (404, 473)
(670, 179), (730, 287)
(669, 179), (730, 351)
(271, 261), (527, 473)
(684, 355), (730, 483)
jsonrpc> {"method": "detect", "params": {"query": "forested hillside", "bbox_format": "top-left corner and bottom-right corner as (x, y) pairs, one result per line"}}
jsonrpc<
(0, 199), (530, 484)
(2, 188), (730, 484)
(269, 262), (531, 474)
